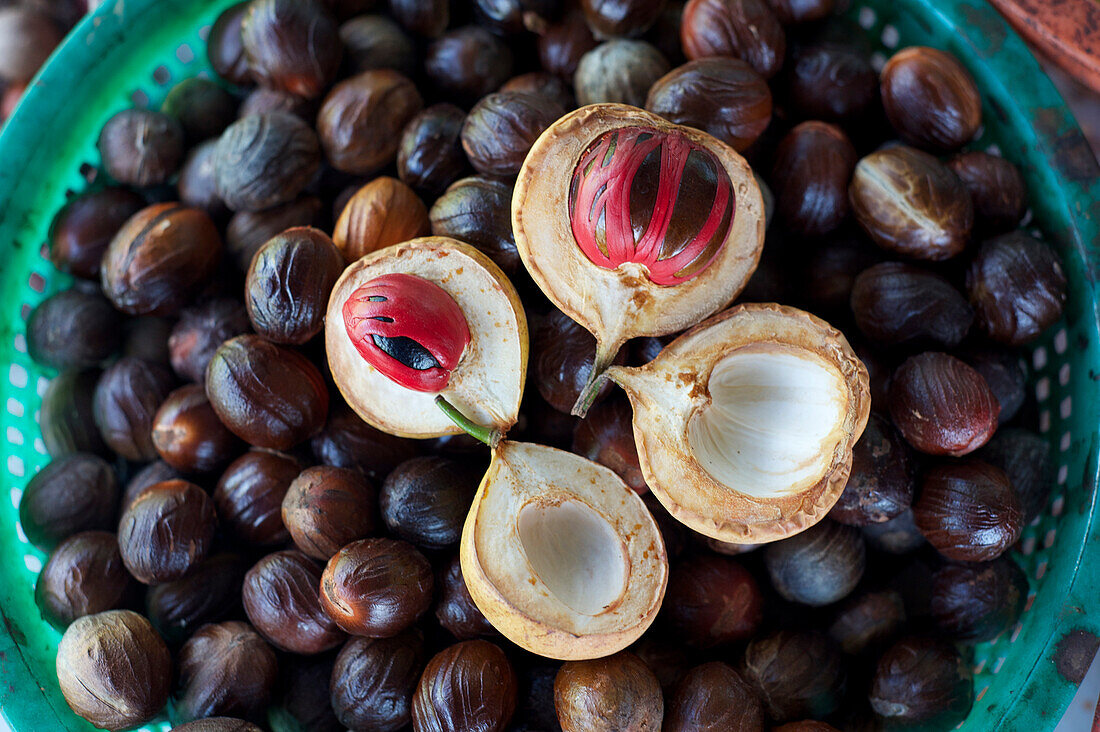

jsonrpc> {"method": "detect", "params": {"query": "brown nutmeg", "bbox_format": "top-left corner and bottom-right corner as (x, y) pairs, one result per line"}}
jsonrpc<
(242, 550), (346, 654)
(317, 70), (423, 175)
(881, 46), (981, 152)
(680, 0), (785, 79)
(663, 554), (763, 648)
(117, 479), (217, 585)
(152, 384), (243, 474)
(283, 465), (378, 560)
(914, 460), (1023, 562)
(461, 91), (566, 178)
(740, 631), (844, 723)
(665, 662), (764, 732)
(870, 637), (973, 726)
(333, 177), (430, 264)
(412, 640), (518, 732)
(947, 151), (1027, 234)
(769, 121), (856, 237)
(888, 352), (999, 457)
(829, 412), (914, 526)
(554, 652), (664, 732)
(241, 0), (343, 98)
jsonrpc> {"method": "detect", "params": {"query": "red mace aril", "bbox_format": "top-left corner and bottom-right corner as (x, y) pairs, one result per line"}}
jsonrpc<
(569, 127), (734, 286)
(342, 273), (471, 393)
(515, 104), (765, 417)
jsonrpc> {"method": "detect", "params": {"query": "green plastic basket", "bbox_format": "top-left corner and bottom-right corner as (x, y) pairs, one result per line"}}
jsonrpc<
(0, 0), (1098, 729)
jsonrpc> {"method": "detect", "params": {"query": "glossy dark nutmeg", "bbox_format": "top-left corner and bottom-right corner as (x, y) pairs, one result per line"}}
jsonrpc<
(162, 77), (239, 144)
(101, 203), (223, 316)
(966, 231), (1067, 346)
(49, 187), (146, 280)
(575, 40), (669, 107)
(169, 298), (252, 384)
(461, 92), (565, 178)
(425, 26), (513, 104)
(770, 121), (856, 237)
(764, 519), (865, 606)
(176, 621), (279, 723)
(320, 537), (434, 637)
(273, 654), (342, 732)
(869, 637), (973, 726)
(501, 71), (576, 111)
(581, 0), (666, 38)
(977, 427), (1053, 522)
(92, 358), (176, 462)
(26, 290), (121, 370)
(881, 46), (981, 152)
(436, 554), (495, 640)
(318, 70), (423, 175)
(390, 0), (449, 37)
(227, 195), (323, 271)
(681, 0), (784, 78)
(36, 531), (139, 627)
(283, 465), (378, 560)
(429, 176), (520, 275)
(97, 108), (185, 187)
(122, 461), (181, 515)
(208, 2), (253, 85)
(947, 151), (1026, 234)
(572, 395), (646, 493)
(381, 456), (478, 550)
(849, 145), (973, 261)
(914, 460), (1023, 562)
(246, 227), (344, 345)
(960, 347), (1027, 426)
(178, 141), (230, 222)
(827, 590), (906, 656)
(555, 651), (663, 732)
(740, 631), (844, 723)
(311, 400), (420, 482)
(19, 454), (118, 549)
(340, 14), (417, 77)
(398, 104), (470, 199)
(146, 553), (246, 645)
(332, 629), (426, 731)
(888, 352), (999, 457)
(117, 479), (216, 584)
(238, 87), (319, 122)
(665, 662), (765, 732)
(214, 113), (322, 212)
(152, 384), (243, 473)
(786, 42), (877, 124)
(123, 316), (175, 370)
(243, 550), (346, 654)
(829, 413), (914, 526)
(206, 335), (330, 450)
(931, 556), (1027, 642)
(646, 57), (772, 152)
(535, 309), (621, 413)
(56, 610), (171, 731)
(538, 10), (599, 77)
(412, 640), (518, 732)
(850, 262), (973, 348)
(664, 554), (762, 647)
(241, 0), (343, 98)
(41, 369), (109, 458)
(215, 450), (300, 547)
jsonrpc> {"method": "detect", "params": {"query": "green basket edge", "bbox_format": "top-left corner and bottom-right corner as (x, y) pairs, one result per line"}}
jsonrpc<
(0, 0), (1095, 730)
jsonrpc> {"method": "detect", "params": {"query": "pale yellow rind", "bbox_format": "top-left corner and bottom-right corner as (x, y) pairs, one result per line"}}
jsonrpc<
(460, 441), (668, 660)
(325, 236), (528, 439)
(512, 103), (766, 357)
(607, 303), (871, 544)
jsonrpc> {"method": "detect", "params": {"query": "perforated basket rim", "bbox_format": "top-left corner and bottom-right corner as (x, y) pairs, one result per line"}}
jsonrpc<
(0, 0), (1097, 730)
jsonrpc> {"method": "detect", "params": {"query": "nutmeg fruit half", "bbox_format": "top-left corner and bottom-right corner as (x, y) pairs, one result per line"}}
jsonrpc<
(607, 303), (870, 543)
(460, 441), (667, 660)
(513, 104), (765, 416)
(325, 236), (527, 439)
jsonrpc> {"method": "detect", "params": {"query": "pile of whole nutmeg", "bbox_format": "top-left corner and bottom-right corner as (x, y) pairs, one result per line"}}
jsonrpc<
(20, 0), (1066, 730)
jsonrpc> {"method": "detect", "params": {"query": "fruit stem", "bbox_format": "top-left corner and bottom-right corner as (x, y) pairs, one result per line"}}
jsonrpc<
(435, 396), (502, 449)
(570, 346), (618, 418)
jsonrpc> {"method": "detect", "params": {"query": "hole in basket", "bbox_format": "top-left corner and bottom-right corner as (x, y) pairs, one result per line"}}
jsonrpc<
(1033, 346), (1048, 370)
(1035, 377), (1051, 401)
(23, 555), (41, 574)
(8, 363), (27, 388)
(79, 162), (97, 183)
(176, 43), (195, 64)
(1060, 396), (1072, 418)
(199, 24), (212, 41)
(6, 426), (22, 446)
(19, 303), (30, 321)
(13, 333), (25, 353)
(1059, 364), (1071, 386)
(131, 89), (150, 108)
(870, 51), (886, 72)
(153, 65), (171, 85)
(7, 454), (23, 477)
(1058, 465), (1068, 485)
(858, 6), (876, 28)
(880, 24), (899, 48)
(28, 272), (45, 293)
(1039, 410), (1051, 433)
(1054, 328), (1068, 353)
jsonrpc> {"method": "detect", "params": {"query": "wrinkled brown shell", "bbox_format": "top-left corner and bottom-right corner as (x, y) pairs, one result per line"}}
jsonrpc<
(411, 640), (517, 732)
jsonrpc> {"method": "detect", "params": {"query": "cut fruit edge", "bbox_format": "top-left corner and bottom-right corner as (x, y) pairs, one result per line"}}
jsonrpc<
(460, 440), (669, 660)
(325, 236), (528, 440)
(607, 302), (871, 544)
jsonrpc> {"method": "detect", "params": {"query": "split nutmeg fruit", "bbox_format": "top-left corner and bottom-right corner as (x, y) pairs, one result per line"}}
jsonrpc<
(325, 236), (667, 660)
(513, 103), (766, 416)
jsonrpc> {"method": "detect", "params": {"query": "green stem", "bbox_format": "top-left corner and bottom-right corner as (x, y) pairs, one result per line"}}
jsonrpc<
(571, 345), (619, 418)
(435, 396), (502, 449)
